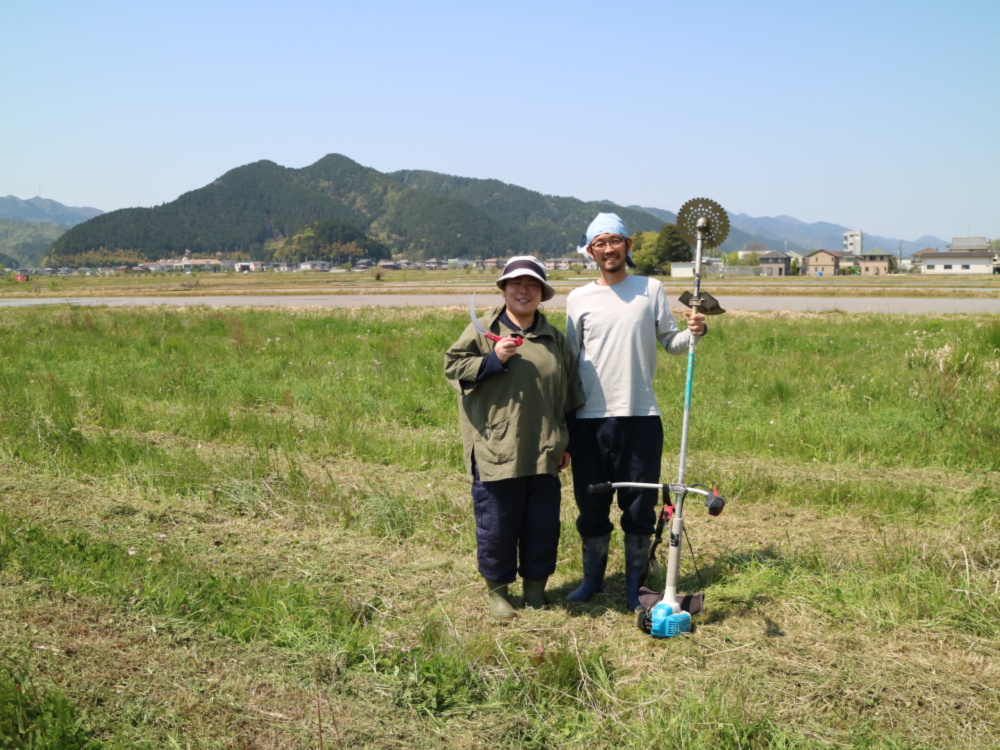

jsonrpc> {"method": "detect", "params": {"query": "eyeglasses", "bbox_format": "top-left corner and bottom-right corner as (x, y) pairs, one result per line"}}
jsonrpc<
(590, 237), (626, 252)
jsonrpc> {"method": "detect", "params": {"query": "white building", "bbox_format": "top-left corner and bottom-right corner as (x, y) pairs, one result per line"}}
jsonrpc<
(843, 230), (863, 255)
(298, 260), (333, 271)
(921, 251), (995, 274)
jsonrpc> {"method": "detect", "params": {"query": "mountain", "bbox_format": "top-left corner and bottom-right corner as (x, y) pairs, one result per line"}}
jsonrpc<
(42, 154), (948, 265)
(728, 213), (948, 257)
(387, 170), (664, 254)
(47, 155), (671, 265)
(0, 249), (21, 269)
(0, 196), (103, 226)
(0, 217), (67, 266)
(628, 205), (805, 255)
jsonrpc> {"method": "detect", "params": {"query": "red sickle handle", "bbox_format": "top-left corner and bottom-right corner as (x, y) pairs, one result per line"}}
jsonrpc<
(486, 333), (523, 346)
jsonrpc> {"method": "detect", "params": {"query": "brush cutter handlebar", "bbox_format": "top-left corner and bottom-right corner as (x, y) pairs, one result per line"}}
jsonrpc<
(588, 482), (725, 516)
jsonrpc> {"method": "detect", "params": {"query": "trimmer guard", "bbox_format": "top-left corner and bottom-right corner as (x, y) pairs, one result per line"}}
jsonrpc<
(637, 587), (704, 616)
(678, 290), (726, 315)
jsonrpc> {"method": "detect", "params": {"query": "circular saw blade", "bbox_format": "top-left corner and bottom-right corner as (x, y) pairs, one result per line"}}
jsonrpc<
(676, 197), (730, 249)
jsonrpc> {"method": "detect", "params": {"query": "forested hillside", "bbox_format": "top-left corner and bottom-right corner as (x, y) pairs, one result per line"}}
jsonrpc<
(274, 220), (389, 265)
(0, 218), (66, 266)
(0, 250), (20, 269)
(388, 170), (664, 253)
(45, 155), (673, 265)
(46, 161), (364, 266)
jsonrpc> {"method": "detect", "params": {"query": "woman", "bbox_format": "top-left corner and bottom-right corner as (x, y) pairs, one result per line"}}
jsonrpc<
(445, 256), (582, 618)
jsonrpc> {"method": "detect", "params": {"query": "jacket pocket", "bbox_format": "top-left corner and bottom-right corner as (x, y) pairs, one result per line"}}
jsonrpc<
(478, 417), (514, 464)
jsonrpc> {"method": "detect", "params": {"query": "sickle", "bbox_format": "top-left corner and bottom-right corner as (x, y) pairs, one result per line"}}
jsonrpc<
(469, 293), (523, 346)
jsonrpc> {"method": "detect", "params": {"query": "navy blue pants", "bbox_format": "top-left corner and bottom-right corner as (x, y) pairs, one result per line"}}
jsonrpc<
(471, 462), (561, 583)
(569, 416), (664, 537)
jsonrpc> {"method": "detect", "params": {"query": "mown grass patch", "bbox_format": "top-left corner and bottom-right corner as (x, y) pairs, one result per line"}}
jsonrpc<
(0, 659), (109, 750)
(1, 306), (999, 748)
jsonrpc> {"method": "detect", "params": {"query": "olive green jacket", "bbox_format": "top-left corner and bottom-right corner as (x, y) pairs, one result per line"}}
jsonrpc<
(444, 304), (584, 482)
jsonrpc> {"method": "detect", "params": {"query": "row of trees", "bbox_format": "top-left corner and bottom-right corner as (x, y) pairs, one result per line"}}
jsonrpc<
(631, 229), (796, 275)
(273, 221), (389, 264)
(630, 223), (692, 275)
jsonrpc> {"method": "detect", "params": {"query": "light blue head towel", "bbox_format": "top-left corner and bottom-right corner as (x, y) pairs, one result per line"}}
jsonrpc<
(577, 212), (631, 257)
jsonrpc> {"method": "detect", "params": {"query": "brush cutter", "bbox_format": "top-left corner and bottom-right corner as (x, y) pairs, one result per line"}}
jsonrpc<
(594, 198), (731, 638)
(588, 480), (725, 635)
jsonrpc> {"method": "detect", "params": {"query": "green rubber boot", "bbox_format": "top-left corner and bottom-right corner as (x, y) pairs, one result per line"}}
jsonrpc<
(484, 578), (517, 619)
(624, 533), (652, 612)
(522, 578), (548, 610)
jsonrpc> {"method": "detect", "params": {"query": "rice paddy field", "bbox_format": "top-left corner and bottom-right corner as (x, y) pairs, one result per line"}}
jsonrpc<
(1, 301), (998, 749)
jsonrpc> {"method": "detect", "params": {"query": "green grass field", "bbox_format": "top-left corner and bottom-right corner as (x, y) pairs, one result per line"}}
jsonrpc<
(1, 304), (998, 748)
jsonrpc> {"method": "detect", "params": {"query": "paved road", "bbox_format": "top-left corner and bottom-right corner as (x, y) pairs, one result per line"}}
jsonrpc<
(3, 294), (1000, 314)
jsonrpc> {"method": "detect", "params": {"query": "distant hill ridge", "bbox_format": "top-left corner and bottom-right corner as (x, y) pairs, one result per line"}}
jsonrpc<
(13, 154), (950, 266)
(47, 155), (679, 264)
(728, 213), (948, 256)
(0, 195), (103, 226)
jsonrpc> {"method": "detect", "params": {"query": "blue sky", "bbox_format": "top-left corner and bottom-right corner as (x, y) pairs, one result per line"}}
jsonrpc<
(2, 0), (997, 241)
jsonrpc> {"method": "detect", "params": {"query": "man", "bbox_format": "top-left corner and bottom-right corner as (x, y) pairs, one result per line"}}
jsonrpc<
(565, 212), (706, 611)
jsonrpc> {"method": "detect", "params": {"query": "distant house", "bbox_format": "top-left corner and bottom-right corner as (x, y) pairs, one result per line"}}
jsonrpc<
(921, 251), (995, 275)
(236, 261), (267, 272)
(545, 257), (585, 271)
(859, 248), (896, 276)
(670, 262), (696, 278)
(838, 250), (860, 272)
(784, 249), (807, 271)
(910, 248), (939, 267)
(671, 258), (728, 278)
(187, 259), (222, 271)
(949, 237), (991, 252)
(758, 250), (791, 277)
(803, 249), (843, 276)
(298, 260), (332, 271)
(158, 258), (223, 272)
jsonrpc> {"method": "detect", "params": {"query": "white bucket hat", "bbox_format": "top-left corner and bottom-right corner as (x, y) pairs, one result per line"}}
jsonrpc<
(496, 255), (555, 302)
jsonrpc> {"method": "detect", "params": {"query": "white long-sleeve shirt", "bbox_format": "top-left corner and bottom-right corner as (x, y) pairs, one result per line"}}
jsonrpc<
(566, 274), (692, 419)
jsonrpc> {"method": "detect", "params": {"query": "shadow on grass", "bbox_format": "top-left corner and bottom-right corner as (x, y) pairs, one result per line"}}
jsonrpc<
(549, 546), (784, 623)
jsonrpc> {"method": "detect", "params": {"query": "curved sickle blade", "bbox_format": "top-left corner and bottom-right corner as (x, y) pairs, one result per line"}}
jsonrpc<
(469, 293), (490, 336)
(469, 293), (522, 345)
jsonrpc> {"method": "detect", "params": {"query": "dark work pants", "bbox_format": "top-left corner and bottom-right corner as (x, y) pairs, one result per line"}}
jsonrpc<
(471, 462), (561, 584)
(569, 416), (664, 537)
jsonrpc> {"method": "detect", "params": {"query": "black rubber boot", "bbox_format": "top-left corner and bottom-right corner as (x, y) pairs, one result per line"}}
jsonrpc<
(522, 578), (548, 610)
(624, 533), (652, 612)
(483, 578), (517, 619)
(565, 533), (611, 602)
